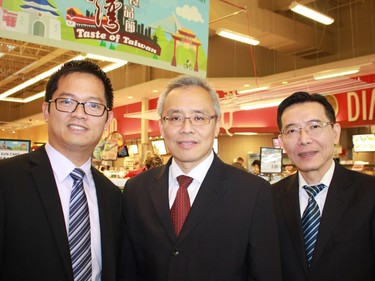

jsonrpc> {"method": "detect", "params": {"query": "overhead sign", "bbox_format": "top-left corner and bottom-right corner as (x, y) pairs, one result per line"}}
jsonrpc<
(0, 0), (209, 76)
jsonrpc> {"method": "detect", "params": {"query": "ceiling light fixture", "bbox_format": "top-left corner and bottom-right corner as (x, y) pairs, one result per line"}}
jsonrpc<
(234, 132), (258, 136)
(237, 86), (269, 94)
(87, 54), (127, 72)
(216, 29), (260, 46)
(0, 54), (127, 103)
(240, 99), (282, 111)
(314, 67), (359, 80)
(0, 55), (80, 100)
(289, 2), (334, 25)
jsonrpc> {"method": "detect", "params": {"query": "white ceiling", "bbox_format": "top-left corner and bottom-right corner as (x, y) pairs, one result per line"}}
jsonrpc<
(0, 0), (374, 132)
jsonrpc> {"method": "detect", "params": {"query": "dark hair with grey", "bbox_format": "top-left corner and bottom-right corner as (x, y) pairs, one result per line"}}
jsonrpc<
(157, 75), (221, 117)
(277, 91), (336, 130)
(45, 59), (114, 109)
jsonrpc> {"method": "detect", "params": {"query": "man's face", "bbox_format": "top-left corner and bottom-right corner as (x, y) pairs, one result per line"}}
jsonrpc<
(42, 72), (113, 158)
(279, 102), (341, 180)
(159, 86), (220, 173)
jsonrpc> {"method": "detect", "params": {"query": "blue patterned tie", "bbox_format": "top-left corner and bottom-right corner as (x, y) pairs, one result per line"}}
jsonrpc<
(302, 184), (326, 266)
(68, 168), (92, 281)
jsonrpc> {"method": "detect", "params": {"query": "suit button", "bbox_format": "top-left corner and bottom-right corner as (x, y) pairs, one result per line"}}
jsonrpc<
(172, 249), (179, 256)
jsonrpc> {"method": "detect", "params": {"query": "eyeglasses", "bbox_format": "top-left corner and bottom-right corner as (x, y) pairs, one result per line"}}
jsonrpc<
(49, 98), (109, 117)
(162, 114), (217, 127)
(281, 121), (334, 138)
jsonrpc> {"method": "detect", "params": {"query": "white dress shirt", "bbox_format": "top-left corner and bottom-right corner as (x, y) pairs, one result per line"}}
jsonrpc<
(45, 143), (102, 281)
(168, 151), (214, 208)
(298, 160), (335, 217)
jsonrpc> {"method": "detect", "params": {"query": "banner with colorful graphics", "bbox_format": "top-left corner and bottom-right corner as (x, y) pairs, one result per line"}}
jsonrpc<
(0, 139), (31, 159)
(0, 0), (209, 76)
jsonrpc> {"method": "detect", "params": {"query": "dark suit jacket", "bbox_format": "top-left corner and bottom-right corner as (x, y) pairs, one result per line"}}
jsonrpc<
(272, 163), (375, 281)
(0, 146), (123, 281)
(120, 154), (282, 281)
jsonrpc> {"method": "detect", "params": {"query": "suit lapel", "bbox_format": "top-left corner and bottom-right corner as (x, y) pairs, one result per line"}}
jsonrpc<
(29, 147), (73, 280)
(176, 155), (230, 243)
(92, 169), (110, 277)
(279, 174), (309, 272)
(311, 164), (353, 268)
(148, 162), (176, 242)
(149, 155), (230, 244)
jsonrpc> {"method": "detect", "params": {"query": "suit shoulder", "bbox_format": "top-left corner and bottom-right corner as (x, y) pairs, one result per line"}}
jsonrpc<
(271, 174), (296, 193)
(0, 152), (34, 176)
(345, 168), (375, 188)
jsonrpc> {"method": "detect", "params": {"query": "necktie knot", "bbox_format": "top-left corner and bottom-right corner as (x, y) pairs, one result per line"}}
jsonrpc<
(177, 175), (193, 189)
(70, 168), (85, 183)
(303, 184), (325, 198)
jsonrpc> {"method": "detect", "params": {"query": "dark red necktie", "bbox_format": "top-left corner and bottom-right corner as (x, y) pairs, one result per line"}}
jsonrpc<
(171, 175), (193, 236)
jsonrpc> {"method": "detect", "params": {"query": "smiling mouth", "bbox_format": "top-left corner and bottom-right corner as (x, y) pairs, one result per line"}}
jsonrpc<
(179, 140), (197, 144)
(68, 124), (87, 131)
(299, 151), (316, 157)
(178, 140), (198, 148)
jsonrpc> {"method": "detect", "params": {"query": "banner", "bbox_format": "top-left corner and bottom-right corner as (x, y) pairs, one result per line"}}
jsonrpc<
(0, 0), (209, 76)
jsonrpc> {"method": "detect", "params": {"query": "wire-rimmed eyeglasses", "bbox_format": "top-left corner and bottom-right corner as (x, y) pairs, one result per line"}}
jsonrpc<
(280, 121), (334, 138)
(49, 98), (109, 117)
(162, 114), (217, 127)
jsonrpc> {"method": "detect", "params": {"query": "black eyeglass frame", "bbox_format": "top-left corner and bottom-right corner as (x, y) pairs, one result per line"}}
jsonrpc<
(48, 98), (109, 117)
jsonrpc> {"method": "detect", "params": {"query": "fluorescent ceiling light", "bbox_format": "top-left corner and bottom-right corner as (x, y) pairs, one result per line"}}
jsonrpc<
(314, 67), (359, 80)
(289, 2), (334, 25)
(0, 54), (127, 103)
(240, 99), (281, 110)
(216, 29), (260, 46)
(85, 54), (128, 72)
(237, 86), (269, 94)
(234, 132), (258, 136)
(0, 59), (77, 100)
(3, 91), (46, 103)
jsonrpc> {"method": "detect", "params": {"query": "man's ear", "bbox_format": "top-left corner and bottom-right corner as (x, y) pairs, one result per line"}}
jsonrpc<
(42, 102), (50, 122)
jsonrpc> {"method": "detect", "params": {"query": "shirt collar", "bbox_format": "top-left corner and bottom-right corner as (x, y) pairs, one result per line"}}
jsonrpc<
(45, 143), (92, 183)
(171, 151), (214, 184)
(298, 160), (335, 189)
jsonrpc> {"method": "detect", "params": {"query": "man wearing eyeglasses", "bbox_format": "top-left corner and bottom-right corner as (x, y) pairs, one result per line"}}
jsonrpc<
(120, 75), (282, 281)
(272, 91), (375, 281)
(0, 60), (123, 281)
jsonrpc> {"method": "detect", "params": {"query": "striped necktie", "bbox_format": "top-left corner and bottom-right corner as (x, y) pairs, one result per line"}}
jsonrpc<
(68, 168), (92, 281)
(302, 183), (326, 266)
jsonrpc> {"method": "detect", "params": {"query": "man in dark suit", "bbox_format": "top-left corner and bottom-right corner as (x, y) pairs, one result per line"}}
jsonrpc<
(272, 91), (375, 281)
(232, 156), (248, 172)
(120, 75), (282, 281)
(0, 60), (123, 281)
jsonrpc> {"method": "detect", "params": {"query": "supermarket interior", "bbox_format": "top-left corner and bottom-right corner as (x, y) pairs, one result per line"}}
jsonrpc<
(0, 0), (374, 183)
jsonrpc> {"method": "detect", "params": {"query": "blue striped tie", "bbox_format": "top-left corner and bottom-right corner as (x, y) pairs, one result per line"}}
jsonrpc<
(69, 168), (92, 281)
(302, 184), (326, 266)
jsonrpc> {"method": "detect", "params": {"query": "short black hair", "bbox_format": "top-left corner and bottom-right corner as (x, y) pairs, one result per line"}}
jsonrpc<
(251, 160), (260, 166)
(45, 59), (114, 109)
(277, 91), (336, 130)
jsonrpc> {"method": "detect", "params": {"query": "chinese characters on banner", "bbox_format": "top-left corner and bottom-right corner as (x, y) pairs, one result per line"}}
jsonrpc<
(0, 0), (209, 76)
